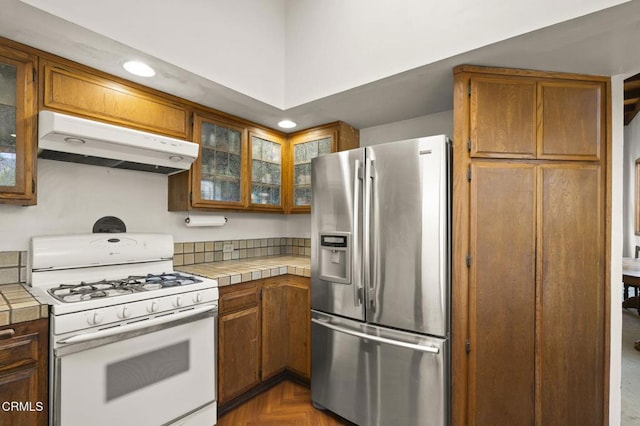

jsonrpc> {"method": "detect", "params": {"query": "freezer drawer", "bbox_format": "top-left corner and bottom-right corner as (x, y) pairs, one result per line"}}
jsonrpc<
(311, 311), (449, 426)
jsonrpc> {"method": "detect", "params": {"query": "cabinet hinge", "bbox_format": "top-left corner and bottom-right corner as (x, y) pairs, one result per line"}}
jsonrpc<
(466, 255), (472, 267)
(467, 139), (471, 152)
(189, 192), (193, 203)
(259, 288), (263, 301)
(465, 339), (471, 354)
(467, 82), (471, 96)
(466, 167), (472, 181)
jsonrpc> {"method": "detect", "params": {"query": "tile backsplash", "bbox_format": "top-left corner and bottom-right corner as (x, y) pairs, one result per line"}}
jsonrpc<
(174, 237), (311, 267)
(0, 251), (27, 285)
(0, 239), (311, 277)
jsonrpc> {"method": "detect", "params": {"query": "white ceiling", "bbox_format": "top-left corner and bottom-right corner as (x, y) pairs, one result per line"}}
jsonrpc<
(2, 0), (640, 131)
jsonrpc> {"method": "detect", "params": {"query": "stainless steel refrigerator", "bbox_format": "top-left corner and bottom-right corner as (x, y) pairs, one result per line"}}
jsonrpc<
(310, 135), (451, 426)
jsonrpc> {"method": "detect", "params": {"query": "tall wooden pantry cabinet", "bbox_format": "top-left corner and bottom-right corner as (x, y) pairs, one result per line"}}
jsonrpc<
(452, 65), (610, 426)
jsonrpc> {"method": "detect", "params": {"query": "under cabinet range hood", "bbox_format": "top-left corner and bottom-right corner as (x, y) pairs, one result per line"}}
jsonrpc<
(38, 111), (198, 174)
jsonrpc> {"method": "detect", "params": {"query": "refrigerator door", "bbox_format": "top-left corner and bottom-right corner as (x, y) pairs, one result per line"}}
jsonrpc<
(311, 148), (365, 321)
(365, 136), (450, 336)
(311, 310), (449, 426)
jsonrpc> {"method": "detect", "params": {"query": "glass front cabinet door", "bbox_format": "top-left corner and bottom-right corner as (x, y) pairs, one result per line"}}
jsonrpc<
(287, 131), (335, 213)
(0, 44), (37, 205)
(249, 130), (285, 212)
(191, 113), (247, 209)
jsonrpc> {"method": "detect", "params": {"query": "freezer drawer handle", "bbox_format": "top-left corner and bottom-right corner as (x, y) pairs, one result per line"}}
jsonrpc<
(312, 318), (440, 354)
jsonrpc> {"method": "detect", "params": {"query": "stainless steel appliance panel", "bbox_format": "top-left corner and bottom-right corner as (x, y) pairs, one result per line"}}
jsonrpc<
(311, 148), (365, 321)
(311, 310), (448, 426)
(365, 136), (450, 336)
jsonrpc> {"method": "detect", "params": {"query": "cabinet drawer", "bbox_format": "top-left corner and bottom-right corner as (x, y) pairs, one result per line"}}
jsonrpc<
(0, 326), (40, 373)
(219, 282), (259, 315)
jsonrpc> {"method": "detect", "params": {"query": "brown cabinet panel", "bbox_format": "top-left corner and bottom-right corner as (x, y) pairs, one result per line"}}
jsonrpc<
(42, 61), (189, 139)
(0, 43), (37, 205)
(469, 162), (536, 426)
(453, 65), (609, 426)
(539, 165), (604, 425)
(219, 282), (259, 315)
(286, 278), (310, 379)
(470, 76), (536, 158)
(190, 113), (249, 210)
(261, 283), (288, 379)
(0, 318), (48, 426)
(285, 121), (359, 213)
(218, 306), (260, 404)
(539, 82), (603, 160)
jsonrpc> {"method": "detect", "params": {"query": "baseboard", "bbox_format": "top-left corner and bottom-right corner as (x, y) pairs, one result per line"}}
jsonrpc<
(218, 370), (309, 417)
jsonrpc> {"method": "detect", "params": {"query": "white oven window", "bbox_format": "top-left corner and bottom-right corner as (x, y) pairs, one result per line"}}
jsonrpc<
(57, 316), (215, 426)
(106, 340), (190, 402)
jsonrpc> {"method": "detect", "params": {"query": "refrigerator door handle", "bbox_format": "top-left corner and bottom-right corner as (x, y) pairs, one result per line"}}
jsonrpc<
(311, 318), (440, 354)
(365, 159), (378, 312)
(363, 158), (372, 313)
(352, 159), (362, 307)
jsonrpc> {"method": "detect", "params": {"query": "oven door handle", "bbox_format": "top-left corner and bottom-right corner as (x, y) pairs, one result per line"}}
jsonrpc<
(58, 305), (217, 345)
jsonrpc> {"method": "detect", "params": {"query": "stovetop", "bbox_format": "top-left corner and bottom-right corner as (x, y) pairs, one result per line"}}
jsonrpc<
(48, 273), (204, 303)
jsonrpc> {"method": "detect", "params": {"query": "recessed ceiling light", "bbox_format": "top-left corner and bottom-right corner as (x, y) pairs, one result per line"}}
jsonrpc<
(123, 61), (155, 77)
(278, 120), (297, 129)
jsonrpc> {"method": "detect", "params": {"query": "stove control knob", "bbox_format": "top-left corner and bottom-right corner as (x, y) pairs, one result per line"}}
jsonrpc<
(147, 301), (159, 313)
(88, 311), (103, 326)
(173, 296), (183, 308)
(193, 292), (203, 303)
(118, 306), (131, 319)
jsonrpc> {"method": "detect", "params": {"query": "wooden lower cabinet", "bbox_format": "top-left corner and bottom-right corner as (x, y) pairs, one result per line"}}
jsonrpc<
(285, 278), (311, 378)
(261, 282), (288, 379)
(218, 301), (260, 403)
(218, 276), (310, 407)
(0, 318), (48, 426)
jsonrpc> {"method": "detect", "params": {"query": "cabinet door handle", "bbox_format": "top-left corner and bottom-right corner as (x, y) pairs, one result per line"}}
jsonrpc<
(0, 329), (15, 340)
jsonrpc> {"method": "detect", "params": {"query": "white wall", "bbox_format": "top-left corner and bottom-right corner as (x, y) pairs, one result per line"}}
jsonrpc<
(0, 160), (296, 251)
(19, 0), (287, 107)
(17, 0), (628, 109)
(610, 74), (624, 426)
(359, 110), (453, 146)
(284, 0), (628, 107)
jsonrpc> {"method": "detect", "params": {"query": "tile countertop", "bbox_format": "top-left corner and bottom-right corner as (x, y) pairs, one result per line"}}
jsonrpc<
(0, 284), (48, 327)
(176, 255), (311, 287)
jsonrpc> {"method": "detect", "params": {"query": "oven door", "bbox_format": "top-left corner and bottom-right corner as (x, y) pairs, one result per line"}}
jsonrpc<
(53, 309), (216, 426)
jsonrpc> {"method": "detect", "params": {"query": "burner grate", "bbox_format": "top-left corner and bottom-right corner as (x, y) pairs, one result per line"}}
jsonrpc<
(48, 273), (203, 303)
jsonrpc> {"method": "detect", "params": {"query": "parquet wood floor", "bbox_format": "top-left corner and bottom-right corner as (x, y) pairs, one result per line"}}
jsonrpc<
(217, 380), (352, 426)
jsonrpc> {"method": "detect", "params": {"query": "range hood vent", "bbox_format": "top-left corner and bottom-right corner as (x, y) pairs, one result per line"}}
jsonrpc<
(38, 111), (198, 175)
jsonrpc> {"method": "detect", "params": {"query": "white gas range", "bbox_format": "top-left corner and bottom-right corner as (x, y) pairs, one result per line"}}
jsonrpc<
(29, 233), (218, 426)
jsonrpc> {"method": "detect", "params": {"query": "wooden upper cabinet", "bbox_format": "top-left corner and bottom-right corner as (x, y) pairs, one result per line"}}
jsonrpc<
(285, 121), (359, 213)
(249, 129), (285, 212)
(469, 71), (605, 161)
(0, 43), (37, 205)
(538, 81), (603, 160)
(470, 76), (536, 158)
(192, 113), (248, 209)
(41, 59), (189, 139)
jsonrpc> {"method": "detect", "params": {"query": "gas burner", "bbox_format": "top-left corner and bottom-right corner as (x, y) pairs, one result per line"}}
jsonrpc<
(48, 273), (203, 303)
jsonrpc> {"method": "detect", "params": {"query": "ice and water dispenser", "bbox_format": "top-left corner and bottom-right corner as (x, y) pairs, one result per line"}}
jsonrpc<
(318, 232), (351, 284)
